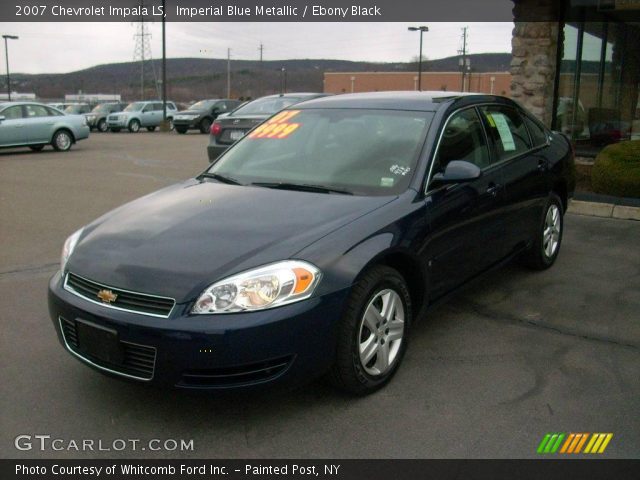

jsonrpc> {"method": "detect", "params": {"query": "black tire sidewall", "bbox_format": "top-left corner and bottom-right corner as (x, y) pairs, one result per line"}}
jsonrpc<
(200, 118), (212, 134)
(97, 119), (108, 132)
(332, 265), (412, 394)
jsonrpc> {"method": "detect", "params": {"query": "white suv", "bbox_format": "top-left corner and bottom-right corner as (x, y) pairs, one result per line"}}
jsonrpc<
(107, 101), (177, 133)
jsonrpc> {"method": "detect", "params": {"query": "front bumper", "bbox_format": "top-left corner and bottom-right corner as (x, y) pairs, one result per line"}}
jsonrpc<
(107, 117), (128, 128)
(174, 117), (200, 128)
(48, 271), (348, 390)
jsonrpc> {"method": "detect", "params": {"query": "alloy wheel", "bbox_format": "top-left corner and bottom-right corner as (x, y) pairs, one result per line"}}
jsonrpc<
(543, 204), (561, 258)
(358, 289), (405, 376)
(55, 132), (71, 150)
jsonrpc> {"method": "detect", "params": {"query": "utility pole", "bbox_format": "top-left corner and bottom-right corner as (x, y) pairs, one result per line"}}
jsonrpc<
(2, 35), (18, 101)
(459, 26), (468, 92)
(226, 48), (231, 98)
(161, 0), (167, 126)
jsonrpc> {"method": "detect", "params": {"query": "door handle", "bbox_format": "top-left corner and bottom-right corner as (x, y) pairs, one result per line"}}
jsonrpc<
(486, 184), (501, 197)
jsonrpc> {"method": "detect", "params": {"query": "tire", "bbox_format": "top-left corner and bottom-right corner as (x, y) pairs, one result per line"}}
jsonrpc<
(167, 118), (174, 131)
(146, 126), (157, 132)
(175, 127), (188, 134)
(128, 119), (141, 133)
(327, 265), (411, 395)
(29, 145), (45, 152)
(110, 128), (121, 133)
(199, 118), (212, 134)
(97, 119), (108, 132)
(522, 193), (564, 270)
(51, 130), (73, 152)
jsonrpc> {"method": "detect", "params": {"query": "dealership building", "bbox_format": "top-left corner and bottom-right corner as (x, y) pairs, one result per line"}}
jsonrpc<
(326, 1), (639, 158)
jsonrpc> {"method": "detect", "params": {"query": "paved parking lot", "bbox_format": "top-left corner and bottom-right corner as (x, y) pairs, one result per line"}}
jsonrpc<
(1, 132), (639, 459)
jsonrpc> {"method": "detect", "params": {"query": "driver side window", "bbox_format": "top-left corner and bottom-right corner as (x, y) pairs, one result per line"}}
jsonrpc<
(432, 108), (491, 177)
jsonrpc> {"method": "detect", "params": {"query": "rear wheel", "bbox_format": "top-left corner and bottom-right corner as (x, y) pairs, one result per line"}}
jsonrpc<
(97, 119), (108, 132)
(29, 145), (45, 152)
(51, 130), (73, 152)
(175, 127), (188, 134)
(522, 193), (564, 270)
(328, 265), (411, 395)
(146, 126), (157, 132)
(128, 119), (141, 133)
(199, 118), (212, 134)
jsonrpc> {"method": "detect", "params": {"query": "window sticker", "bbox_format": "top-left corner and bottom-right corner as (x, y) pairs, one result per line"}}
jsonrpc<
(380, 177), (395, 187)
(390, 165), (411, 176)
(248, 110), (301, 139)
(488, 113), (516, 152)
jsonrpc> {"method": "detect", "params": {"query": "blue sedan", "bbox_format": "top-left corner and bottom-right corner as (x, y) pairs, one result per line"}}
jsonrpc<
(48, 92), (575, 394)
(0, 102), (90, 152)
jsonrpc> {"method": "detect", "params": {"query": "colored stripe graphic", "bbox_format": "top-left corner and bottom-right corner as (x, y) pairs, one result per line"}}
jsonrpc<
(539, 433), (613, 454)
(537, 433), (565, 454)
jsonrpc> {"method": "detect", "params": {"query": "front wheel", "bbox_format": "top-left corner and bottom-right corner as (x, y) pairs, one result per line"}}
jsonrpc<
(128, 119), (141, 133)
(522, 193), (564, 270)
(327, 265), (411, 395)
(97, 119), (108, 132)
(51, 130), (73, 151)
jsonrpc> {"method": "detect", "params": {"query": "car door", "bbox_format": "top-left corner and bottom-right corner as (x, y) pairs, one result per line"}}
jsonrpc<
(23, 104), (55, 144)
(139, 103), (154, 126)
(423, 107), (507, 298)
(0, 105), (26, 146)
(478, 105), (550, 254)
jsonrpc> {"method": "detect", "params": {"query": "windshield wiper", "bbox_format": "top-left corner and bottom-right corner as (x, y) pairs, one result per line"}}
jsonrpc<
(199, 172), (243, 185)
(250, 182), (353, 195)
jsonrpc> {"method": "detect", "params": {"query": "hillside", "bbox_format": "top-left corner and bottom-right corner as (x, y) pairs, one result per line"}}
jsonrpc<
(12, 53), (512, 101)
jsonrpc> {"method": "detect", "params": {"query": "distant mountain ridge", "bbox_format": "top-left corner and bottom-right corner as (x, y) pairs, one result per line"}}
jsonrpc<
(12, 53), (512, 101)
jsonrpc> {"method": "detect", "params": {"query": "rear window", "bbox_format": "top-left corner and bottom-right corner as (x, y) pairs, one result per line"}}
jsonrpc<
(479, 105), (532, 161)
(233, 96), (308, 116)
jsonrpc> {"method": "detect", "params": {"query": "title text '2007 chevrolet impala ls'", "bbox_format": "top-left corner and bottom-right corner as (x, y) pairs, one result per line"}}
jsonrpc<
(49, 92), (575, 394)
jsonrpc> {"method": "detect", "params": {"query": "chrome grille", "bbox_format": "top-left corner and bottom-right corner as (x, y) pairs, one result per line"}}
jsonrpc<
(64, 272), (175, 318)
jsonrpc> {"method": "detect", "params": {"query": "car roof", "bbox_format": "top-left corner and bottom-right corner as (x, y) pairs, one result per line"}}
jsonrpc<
(295, 91), (510, 111)
(256, 92), (326, 100)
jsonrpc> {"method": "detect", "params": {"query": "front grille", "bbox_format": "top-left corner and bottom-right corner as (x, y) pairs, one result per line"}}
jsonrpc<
(178, 356), (293, 388)
(65, 272), (175, 318)
(59, 317), (156, 381)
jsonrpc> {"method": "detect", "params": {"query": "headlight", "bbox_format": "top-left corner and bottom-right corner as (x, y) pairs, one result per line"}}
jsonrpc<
(60, 228), (83, 273)
(192, 260), (321, 314)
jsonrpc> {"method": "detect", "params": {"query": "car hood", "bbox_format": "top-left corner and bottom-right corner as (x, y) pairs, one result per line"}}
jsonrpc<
(68, 179), (396, 303)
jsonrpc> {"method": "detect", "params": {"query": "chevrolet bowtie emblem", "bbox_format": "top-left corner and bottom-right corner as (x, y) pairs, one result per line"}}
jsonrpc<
(97, 289), (118, 304)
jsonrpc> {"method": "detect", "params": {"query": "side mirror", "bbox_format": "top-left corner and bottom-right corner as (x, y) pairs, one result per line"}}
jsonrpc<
(432, 160), (482, 184)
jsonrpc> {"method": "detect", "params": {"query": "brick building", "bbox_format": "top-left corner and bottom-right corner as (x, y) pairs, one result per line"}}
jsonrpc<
(323, 71), (512, 97)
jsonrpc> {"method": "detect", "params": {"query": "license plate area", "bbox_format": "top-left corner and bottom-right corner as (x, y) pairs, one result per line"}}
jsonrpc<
(229, 130), (245, 141)
(76, 319), (123, 365)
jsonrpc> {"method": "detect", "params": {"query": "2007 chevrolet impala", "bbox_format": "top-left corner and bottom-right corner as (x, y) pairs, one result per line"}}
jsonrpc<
(49, 92), (575, 394)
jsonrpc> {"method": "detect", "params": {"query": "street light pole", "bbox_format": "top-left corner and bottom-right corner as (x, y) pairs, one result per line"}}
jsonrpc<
(408, 26), (428, 92)
(2, 35), (18, 101)
(161, 0), (167, 123)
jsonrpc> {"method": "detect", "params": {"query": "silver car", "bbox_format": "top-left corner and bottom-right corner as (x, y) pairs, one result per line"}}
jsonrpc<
(0, 102), (90, 152)
(107, 100), (177, 133)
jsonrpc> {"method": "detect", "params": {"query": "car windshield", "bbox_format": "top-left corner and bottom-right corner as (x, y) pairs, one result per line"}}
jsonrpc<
(232, 96), (308, 116)
(64, 105), (85, 114)
(90, 104), (111, 113)
(124, 102), (145, 112)
(189, 100), (215, 110)
(206, 109), (434, 196)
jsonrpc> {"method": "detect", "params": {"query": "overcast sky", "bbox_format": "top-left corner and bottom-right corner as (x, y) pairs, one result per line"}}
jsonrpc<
(1, 22), (514, 74)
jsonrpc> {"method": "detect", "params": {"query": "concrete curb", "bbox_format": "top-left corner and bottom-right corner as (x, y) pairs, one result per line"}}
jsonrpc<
(568, 200), (640, 221)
